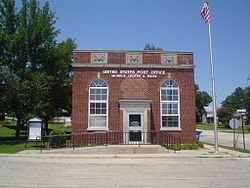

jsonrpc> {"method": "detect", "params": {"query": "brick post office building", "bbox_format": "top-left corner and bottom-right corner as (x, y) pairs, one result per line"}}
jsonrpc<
(72, 50), (196, 143)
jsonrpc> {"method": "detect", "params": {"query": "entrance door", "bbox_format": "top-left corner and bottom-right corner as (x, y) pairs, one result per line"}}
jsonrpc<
(127, 112), (143, 143)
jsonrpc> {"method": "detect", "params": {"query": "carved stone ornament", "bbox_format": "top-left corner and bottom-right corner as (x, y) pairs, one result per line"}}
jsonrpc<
(126, 53), (142, 64)
(91, 53), (107, 64)
(161, 54), (177, 65)
(168, 73), (172, 79)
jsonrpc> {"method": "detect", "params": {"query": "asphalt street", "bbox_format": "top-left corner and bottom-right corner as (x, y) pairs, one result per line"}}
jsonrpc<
(0, 155), (250, 188)
(200, 129), (250, 150)
(0, 145), (250, 188)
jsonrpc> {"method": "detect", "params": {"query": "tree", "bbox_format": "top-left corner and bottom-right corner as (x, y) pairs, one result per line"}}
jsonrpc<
(217, 107), (234, 127)
(219, 86), (250, 126)
(144, 44), (163, 51)
(0, 0), (76, 137)
(34, 38), (76, 134)
(195, 85), (212, 122)
(0, 66), (5, 120)
(222, 87), (246, 110)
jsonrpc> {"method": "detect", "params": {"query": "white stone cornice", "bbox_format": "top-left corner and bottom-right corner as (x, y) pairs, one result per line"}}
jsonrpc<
(73, 50), (193, 55)
(72, 63), (195, 69)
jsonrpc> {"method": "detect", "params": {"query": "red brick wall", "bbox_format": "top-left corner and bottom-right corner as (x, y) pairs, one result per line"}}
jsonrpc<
(72, 51), (196, 143)
(73, 52), (91, 64)
(121, 78), (148, 99)
(177, 54), (193, 65)
(108, 53), (126, 64)
(143, 53), (161, 64)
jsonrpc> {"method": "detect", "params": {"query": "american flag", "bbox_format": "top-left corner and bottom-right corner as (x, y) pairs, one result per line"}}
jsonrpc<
(201, 2), (210, 23)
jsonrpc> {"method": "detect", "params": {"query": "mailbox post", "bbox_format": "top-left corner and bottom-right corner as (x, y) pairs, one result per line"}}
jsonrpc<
(28, 117), (42, 141)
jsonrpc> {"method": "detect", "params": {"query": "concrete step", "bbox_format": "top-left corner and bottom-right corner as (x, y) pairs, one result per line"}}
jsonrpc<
(34, 145), (171, 154)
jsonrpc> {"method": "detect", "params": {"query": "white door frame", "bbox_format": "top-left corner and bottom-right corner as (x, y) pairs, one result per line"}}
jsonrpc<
(126, 111), (144, 144)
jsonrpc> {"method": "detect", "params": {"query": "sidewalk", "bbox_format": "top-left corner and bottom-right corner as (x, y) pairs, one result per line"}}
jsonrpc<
(1, 144), (249, 158)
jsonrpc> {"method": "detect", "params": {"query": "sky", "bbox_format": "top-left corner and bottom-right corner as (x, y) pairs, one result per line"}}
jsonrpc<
(17, 0), (250, 105)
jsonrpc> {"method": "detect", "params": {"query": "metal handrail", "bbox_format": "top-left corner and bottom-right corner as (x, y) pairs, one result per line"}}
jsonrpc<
(39, 131), (181, 151)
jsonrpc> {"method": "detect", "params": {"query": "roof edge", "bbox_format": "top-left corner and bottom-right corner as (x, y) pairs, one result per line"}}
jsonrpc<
(73, 50), (193, 54)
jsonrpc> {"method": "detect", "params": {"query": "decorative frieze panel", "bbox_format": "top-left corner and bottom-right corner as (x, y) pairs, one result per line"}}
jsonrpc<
(126, 53), (142, 64)
(178, 55), (193, 64)
(161, 54), (177, 65)
(91, 53), (107, 64)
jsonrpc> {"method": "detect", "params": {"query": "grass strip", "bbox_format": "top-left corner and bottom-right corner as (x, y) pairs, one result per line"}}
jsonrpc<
(196, 123), (250, 134)
(0, 141), (38, 154)
(201, 141), (250, 154)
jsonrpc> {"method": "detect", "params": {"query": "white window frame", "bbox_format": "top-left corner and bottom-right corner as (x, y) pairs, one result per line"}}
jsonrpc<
(88, 79), (108, 130)
(160, 80), (181, 131)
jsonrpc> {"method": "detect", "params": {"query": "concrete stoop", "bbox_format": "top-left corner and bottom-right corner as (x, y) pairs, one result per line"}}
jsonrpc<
(35, 145), (171, 154)
(15, 145), (250, 158)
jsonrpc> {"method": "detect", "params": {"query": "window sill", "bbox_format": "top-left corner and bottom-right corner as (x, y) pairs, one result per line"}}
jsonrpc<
(87, 127), (108, 131)
(160, 128), (182, 131)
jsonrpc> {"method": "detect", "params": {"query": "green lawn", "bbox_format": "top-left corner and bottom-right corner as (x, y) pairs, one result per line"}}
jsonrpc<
(201, 141), (250, 154)
(219, 129), (250, 134)
(0, 121), (71, 153)
(196, 123), (250, 134)
(196, 123), (226, 130)
(48, 123), (71, 134)
(0, 141), (38, 153)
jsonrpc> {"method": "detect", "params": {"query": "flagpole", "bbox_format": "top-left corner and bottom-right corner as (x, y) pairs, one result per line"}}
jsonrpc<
(208, 21), (219, 153)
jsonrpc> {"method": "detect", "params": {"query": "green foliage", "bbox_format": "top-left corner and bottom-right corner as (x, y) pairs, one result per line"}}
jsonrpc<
(0, 120), (71, 153)
(162, 141), (203, 150)
(196, 85), (212, 108)
(0, 120), (37, 153)
(196, 123), (229, 130)
(195, 85), (212, 122)
(220, 128), (250, 134)
(49, 129), (67, 148)
(0, 0), (76, 137)
(144, 44), (163, 51)
(180, 141), (204, 150)
(220, 86), (250, 125)
(196, 123), (214, 130)
(196, 123), (250, 134)
(217, 107), (234, 127)
(0, 141), (37, 153)
(222, 87), (246, 109)
(48, 123), (71, 134)
(0, 121), (26, 137)
(202, 142), (250, 154)
(0, 121), (13, 125)
(49, 129), (66, 135)
(0, 123), (16, 136)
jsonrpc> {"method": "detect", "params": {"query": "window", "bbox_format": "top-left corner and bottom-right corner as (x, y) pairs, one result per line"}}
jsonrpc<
(160, 80), (180, 130)
(89, 79), (108, 129)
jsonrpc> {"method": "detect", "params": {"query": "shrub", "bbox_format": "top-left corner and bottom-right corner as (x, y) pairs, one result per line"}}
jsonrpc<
(162, 141), (204, 150)
(180, 141), (204, 150)
(0, 121), (14, 126)
(49, 130), (67, 148)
